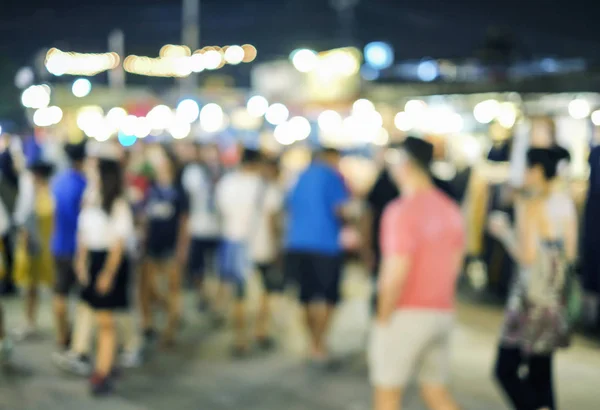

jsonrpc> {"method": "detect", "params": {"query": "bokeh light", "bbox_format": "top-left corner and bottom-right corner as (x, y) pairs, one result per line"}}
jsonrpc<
(473, 100), (500, 124)
(21, 85), (51, 109)
(568, 99), (591, 119)
(169, 122), (191, 139)
(33, 106), (63, 127)
(241, 44), (257, 63)
(318, 110), (343, 135)
(203, 50), (223, 70)
(72, 78), (92, 98)
(352, 98), (375, 114)
(592, 110), (600, 126)
(147, 105), (174, 131)
(288, 116), (312, 141)
(394, 112), (413, 132)
(247, 96), (269, 117)
(106, 107), (128, 130)
(364, 42), (394, 70)
(118, 131), (137, 147)
(274, 122), (296, 146)
(417, 60), (439, 82)
(224, 46), (245, 65)
(291, 49), (318, 73)
(265, 103), (289, 125)
(176, 99), (200, 123)
(200, 103), (225, 133)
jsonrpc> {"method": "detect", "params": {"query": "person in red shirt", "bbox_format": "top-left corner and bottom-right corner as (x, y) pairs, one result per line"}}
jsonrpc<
(370, 137), (465, 410)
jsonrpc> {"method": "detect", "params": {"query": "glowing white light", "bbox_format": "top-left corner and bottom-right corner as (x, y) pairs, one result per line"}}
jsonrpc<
(568, 99), (591, 120)
(106, 107), (128, 130)
(176, 99), (200, 123)
(190, 54), (205, 72)
(169, 122), (191, 139)
(373, 128), (389, 146)
(72, 78), (92, 98)
(203, 50), (223, 70)
(329, 51), (360, 76)
(318, 110), (343, 135)
(147, 105), (174, 131)
(592, 110), (600, 126)
(290, 49), (318, 73)
(133, 117), (152, 139)
(33, 106), (63, 127)
(77, 106), (104, 133)
(448, 113), (464, 133)
(352, 98), (375, 114)
(497, 103), (517, 128)
(265, 103), (289, 125)
(21, 85), (50, 109)
(120, 115), (139, 136)
(247, 96), (269, 117)
(394, 112), (413, 131)
(224, 45), (245, 65)
(288, 116), (311, 141)
(473, 99), (500, 124)
(274, 122), (296, 146)
(200, 103), (225, 133)
(364, 42), (393, 70)
(405, 100), (427, 115)
(0, 125), (2, 135)
(45, 53), (68, 76)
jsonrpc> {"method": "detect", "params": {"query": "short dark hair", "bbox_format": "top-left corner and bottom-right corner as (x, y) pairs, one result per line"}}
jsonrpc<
(241, 148), (262, 164)
(527, 148), (558, 180)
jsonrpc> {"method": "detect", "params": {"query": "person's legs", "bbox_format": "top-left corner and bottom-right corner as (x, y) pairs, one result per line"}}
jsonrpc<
(374, 387), (404, 410)
(528, 353), (555, 410)
(116, 311), (142, 368)
(25, 284), (39, 329)
(1, 233), (16, 295)
(53, 258), (75, 349)
(139, 260), (156, 334)
(232, 280), (248, 354)
(494, 346), (534, 410)
(163, 259), (182, 347)
(52, 302), (94, 376)
(255, 263), (280, 345)
(91, 310), (116, 394)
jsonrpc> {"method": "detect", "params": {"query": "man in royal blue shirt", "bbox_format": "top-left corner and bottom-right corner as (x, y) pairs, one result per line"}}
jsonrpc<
(285, 148), (350, 363)
(52, 142), (87, 349)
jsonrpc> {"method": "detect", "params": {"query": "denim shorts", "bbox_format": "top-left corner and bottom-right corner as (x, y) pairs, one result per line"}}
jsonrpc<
(218, 241), (250, 298)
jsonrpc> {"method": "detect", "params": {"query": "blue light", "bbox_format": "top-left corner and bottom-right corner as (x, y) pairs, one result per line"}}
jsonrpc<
(541, 58), (558, 73)
(118, 131), (137, 147)
(360, 65), (380, 81)
(417, 60), (438, 82)
(364, 42), (394, 70)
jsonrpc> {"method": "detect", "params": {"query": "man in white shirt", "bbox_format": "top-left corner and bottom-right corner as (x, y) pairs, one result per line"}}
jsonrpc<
(215, 148), (266, 357)
(181, 144), (222, 311)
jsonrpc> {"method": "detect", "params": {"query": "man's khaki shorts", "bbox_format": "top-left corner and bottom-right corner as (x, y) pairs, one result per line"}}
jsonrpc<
(368, 310), (454, 388)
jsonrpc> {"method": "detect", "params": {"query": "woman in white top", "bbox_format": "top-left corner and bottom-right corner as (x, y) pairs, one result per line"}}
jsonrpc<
(75, 158), (134, 395)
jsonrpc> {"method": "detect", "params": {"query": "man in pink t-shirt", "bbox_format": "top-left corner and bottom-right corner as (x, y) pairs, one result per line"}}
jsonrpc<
(369, 137), (465, 410)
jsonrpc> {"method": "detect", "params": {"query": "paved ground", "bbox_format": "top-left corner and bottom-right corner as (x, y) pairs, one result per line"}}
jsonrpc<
(1, 266), (600, 410)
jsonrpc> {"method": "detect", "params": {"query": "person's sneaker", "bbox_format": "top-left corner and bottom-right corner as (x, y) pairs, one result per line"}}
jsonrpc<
(90, 373), (114, 396)
(12, 325), (38, 342)
(119, 350), (143, 369)
(52, 351), (92, 377)
(0, 339), (14, 364)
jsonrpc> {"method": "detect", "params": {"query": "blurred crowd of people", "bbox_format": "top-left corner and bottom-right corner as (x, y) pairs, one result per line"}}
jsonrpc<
(0, 132), (586, 410)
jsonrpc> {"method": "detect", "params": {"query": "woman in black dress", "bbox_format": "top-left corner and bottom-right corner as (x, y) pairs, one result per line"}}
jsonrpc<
(75, 158), (134, 395)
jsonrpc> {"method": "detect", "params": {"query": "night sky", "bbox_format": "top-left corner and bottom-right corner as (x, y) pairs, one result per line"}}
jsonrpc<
(1, 0), (599, 67)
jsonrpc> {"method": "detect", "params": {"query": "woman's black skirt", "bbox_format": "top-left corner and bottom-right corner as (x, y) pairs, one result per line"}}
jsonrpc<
(81, 250), (130, 311)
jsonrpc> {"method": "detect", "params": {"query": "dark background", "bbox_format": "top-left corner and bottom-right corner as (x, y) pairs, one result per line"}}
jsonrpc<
(0, 0), (599, 125)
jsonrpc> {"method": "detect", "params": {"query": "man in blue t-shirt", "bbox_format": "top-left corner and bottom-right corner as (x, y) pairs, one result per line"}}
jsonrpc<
(284, 148), (350, 363)
(51, 142), (87, 349)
